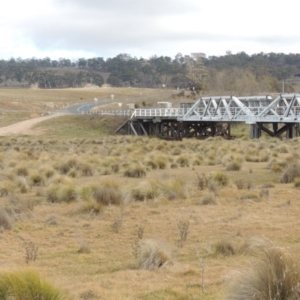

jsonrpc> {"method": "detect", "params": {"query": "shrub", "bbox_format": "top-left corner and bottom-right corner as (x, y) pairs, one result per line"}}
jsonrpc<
(137, 239), (172, 270)
(213, 172), (229, 186)
(123, 164), (146, 178)
(0, 269), (67, 300)
(280, 164), (300, 183)
(0, 205), (12, 230)
(228, 247), (300, 300)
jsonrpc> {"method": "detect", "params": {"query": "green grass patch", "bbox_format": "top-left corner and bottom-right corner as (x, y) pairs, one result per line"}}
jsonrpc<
(35, 115), (128, 138)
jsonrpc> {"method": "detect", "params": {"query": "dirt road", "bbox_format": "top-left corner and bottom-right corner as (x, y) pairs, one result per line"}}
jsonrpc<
(0, 113), (63, 136)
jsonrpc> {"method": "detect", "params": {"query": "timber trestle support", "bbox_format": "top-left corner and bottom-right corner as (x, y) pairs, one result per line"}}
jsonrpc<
(115, 119), (232, 140)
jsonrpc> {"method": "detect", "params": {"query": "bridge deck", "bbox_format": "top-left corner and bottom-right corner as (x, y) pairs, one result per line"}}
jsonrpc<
(132, 94), (300, 124)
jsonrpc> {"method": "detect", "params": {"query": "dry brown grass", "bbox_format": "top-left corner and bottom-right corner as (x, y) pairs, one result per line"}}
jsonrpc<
(0, 128), (300, 299)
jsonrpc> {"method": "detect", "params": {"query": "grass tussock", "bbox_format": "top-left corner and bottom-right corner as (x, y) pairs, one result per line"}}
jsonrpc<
(0, 269), (67, 300)
(200, 193), (217, 205)
(137, 239), (172, 270)
(280, 163), (300, 183)
(46, 183), (77, 203)
(93, 181), (123, 205)
(213, 172), (229, 187)
(0, 180), (16, 197)
(226, 161), (242, 171)
(228, 247), (300, 300)
(123, 164), (146, 178)
(131, 180), (160, 201)
(0, 205), (13, 230)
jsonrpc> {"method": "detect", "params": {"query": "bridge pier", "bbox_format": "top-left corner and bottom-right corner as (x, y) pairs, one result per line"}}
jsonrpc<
(250, 124), (261, 139)
(249, 123), (300, 139)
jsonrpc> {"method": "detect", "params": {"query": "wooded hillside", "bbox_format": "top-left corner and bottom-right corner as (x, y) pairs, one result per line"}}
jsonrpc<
(1, 52), (300, 93)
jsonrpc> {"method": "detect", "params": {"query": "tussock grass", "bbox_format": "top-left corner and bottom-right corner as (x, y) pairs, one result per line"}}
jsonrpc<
(123, 164), (146, 178)
(0, 180), (16, 197)
(131, 180), (160, 201)
(78, 200), (103, 215)
(137, 239), (172, 270)
(16, 164), (29, 176)
(161, 177), (189, 200)
(280, 163), (300, 183)
(29, 171), (45, 186)
(0, 269), (67, 300)
(226, 161), (242, 171)
(214, 239), (236, 256)
(93, 181), (122, 205)
(0, 205), (13, 230)
(15, 176), (31, 193)
(46, 183), (77, 203)
(212, 172), (229, 187)
(200, 193), (217, 205)
(79, 162), (93, 176)
(228, 247), (300, 300)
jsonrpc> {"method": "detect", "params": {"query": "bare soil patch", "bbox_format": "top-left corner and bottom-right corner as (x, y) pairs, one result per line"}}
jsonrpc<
(0, 113), (63, 136)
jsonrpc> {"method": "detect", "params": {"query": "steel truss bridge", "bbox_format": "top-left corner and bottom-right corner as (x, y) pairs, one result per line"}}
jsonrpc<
(114, 94), (300, 139)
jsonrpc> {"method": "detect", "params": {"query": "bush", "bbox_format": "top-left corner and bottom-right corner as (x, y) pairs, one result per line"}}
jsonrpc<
(0, 269), (67, 300)
(137, 239), (172, 270)
(280, 164), (300, 183)
(228, 247), (300, 300)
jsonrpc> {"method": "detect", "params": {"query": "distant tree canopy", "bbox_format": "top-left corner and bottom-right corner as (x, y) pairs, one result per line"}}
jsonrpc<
(0, 52), (299, 92)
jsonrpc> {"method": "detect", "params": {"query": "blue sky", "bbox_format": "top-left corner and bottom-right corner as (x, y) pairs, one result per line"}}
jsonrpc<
(1, 0), (300, 60)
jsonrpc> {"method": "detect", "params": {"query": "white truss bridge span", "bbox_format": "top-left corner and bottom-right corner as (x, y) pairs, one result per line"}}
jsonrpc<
(132, 94), (300, 124)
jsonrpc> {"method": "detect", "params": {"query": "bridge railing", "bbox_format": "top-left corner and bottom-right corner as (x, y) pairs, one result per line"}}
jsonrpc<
(82, 110), (131, 116)
(133, 108), (186, 117)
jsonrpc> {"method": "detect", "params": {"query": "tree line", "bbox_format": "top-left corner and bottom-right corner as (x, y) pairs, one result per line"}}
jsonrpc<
(1, 52), (300, 93)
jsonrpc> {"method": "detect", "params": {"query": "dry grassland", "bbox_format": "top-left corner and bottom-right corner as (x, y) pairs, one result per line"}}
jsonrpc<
(0, 132), (300, 299)
(0, 87), (176, 127)
(1, 87), (300, 299)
